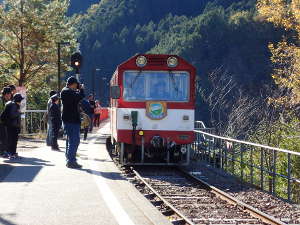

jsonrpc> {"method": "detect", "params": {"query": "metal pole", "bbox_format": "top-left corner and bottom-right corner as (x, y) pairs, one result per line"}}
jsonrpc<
(57, 43), (61, 91)
(141, 136), (145, 163)
(92, 68), (95, 96)
(287, 153), (291, 201)
(261, 148), (264, 190)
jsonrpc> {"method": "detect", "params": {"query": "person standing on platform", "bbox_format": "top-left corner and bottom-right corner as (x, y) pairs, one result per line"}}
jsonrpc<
(46, 90), (57, 146)
(48, 94), (62, 151)
(80, 110), (90, 141)
(88, 94), (96, 132)
(0, 87), (12, 157)
(94, 100), (101, 127)
(1, 93), (23, 160)
(60, 76), (85, 169)
(8, 85), (16, 99)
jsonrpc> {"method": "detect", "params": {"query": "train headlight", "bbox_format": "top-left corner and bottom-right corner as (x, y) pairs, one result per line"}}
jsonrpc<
(138, 130), (144, 136)
(181, 146), (187, 154)
(136, 56), (147, 67)
(167, 56), (178, 68)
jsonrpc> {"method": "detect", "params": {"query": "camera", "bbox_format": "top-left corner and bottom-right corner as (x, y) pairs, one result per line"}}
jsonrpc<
(77, 83), (84, 90)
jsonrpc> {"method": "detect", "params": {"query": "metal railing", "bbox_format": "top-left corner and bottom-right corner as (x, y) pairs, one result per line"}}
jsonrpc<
(24, 110), (47, 135)
(191, 121), (300, 203)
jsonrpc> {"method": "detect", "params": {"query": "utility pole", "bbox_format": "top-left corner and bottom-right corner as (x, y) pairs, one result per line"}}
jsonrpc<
(93, 68), (101, 96)
(57, 42), (61, 91)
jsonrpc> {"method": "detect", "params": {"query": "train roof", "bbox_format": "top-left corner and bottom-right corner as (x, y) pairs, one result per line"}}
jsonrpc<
(114, 54), (196, 73)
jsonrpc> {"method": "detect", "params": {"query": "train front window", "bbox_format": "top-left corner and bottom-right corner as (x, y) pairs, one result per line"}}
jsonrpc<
(123, 71), (189, 102)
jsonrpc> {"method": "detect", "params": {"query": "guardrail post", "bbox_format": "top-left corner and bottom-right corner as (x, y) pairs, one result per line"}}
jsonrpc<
(240, 144), (244, 183)
(287, 153), (291, 201)
(232, 143), (235, 175)
(260, 148), (264, 190)
(250, 147), (254, 185)
(224, 141), (228, 172)
(272, 150), (277, 195)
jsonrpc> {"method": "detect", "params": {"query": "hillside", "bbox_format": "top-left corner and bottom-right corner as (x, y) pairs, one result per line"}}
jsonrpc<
(67, 0), (100, 15)
(76, 0), (282, 112)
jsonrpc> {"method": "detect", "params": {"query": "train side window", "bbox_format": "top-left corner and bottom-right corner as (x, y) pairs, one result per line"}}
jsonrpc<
(111, 86), (121, 99)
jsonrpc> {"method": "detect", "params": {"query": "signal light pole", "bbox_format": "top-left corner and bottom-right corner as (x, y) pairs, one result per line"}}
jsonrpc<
(57, 42), (70, 91)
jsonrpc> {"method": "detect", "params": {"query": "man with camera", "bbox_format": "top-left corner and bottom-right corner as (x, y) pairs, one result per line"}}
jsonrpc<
(60, 76), (85, 169)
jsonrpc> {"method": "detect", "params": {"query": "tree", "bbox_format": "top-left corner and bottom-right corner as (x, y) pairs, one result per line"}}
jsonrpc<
(257, 0), (300, 106)
(0, 0), (77, 87)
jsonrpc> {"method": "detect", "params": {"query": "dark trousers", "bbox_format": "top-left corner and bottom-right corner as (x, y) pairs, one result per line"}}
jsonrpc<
(83, 127), (88, 140)
(94, 114), (100, 127)
(46, 121), (52, 146)
(0, 124), (8, 153)
(89, 114), (94, 132)
(51, 125), (60, 149)
(7, 126), (19, 155)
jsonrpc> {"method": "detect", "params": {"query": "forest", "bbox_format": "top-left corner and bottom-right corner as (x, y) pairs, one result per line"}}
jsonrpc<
(0, 0), (299, 146)
(76, 0), (281, 132)
(0, 0), (299, 202)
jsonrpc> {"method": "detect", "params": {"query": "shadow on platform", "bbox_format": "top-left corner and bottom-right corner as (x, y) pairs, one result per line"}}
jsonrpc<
(0, 164), (14, 181)
(0, 214), (17, 225)
(3, 157), (54, 167)
(2, 166), (43, 182)
(85, 169), (126, 181)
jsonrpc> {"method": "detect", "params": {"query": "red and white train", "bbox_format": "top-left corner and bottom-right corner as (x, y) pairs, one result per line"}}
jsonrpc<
(107, 54), (196, 165)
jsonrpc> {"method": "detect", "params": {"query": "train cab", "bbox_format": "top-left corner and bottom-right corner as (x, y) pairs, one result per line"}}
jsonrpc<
(108, 54), (196, 165)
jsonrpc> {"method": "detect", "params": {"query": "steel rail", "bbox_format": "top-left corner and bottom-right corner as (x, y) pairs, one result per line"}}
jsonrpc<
(131, 168), (195, 225)
(178, 168), (286, 225)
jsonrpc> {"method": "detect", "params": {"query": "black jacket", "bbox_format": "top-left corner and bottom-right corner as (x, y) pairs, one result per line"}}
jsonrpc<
(60, 87), (85, 124)
(49, 103), (62, 129)
(0, 101), (21, 128)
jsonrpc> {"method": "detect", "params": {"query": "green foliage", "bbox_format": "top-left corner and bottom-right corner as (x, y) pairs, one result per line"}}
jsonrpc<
(0, 0), (77, 88)
(76, 0), (283, 109)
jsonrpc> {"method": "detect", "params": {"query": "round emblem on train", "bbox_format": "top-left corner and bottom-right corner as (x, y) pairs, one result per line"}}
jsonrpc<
(146, 102), (167, 120)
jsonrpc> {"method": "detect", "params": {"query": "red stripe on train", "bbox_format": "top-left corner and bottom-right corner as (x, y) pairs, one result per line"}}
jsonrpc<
(116, 130), (195, 145)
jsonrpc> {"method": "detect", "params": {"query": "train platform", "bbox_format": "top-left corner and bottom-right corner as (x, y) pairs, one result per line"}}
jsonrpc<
(0, 123), (171, 225)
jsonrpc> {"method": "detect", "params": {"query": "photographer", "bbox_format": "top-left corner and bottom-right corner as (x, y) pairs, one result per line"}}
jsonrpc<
(60, 76), (85, 169)
(0, 87), (12, 157)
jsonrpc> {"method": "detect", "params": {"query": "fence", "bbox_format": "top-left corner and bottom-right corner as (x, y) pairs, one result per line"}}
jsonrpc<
(191, 122), (300, 203)
(24, 110), (47, 135)
(23, 108), (109, 135)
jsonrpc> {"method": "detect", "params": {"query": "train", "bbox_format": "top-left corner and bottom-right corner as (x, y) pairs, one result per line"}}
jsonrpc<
(106, 54), (196, 165)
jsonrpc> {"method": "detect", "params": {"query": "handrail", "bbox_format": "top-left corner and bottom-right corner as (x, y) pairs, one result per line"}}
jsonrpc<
(25, 110), (47, 113)
(194, 130), (300, 157)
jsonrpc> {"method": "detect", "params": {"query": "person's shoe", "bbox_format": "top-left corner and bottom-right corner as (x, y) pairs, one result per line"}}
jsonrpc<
(66, 162), (82, 169)
(9, 154), (20, 160)
(0, 152), (9, 158)
(51, 147), (61, 151)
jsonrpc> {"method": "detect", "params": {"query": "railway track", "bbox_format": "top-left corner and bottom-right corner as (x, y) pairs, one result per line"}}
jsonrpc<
(122, 166), (286, 225)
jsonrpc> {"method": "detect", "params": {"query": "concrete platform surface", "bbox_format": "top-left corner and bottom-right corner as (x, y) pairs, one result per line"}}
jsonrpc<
(0, 127), (171, 225)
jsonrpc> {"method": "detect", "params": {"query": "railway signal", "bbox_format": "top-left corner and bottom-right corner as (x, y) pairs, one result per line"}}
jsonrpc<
(71, 52), (82, 74)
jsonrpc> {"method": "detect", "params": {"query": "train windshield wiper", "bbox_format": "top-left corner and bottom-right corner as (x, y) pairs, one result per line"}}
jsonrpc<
(130, 71), (143, 88)
(169, 71), (179, 94)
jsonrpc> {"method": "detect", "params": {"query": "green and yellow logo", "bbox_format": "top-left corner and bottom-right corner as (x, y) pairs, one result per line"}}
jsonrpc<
(146, 102), (167, 120)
